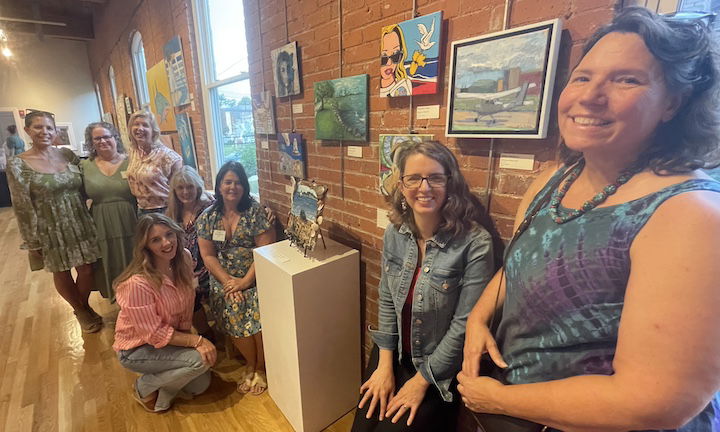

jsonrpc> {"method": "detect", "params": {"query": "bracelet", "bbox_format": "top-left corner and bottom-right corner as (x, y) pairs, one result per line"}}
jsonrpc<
(193, 335), (203, 348)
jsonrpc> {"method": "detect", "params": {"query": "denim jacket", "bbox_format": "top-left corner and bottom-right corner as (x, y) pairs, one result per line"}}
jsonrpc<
(370, 223), (494, 402)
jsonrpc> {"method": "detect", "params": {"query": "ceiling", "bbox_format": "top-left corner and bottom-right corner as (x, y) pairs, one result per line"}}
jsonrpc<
(0, 0), (106, 40)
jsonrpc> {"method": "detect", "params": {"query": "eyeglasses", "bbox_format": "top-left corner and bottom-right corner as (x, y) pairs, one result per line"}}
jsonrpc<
(92, 135), (114, 142)
(25, 110), (55, 119)
(400, 174), (449, 189)
(381, 50), (403, 65)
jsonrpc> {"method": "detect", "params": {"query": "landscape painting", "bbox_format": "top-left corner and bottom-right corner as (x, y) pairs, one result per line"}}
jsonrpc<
(252, 91), (276, 135)
(271, 41), (301, 97)
(446, 19), (561, 139)
(380, 11), (442, 97)
(278, 132), (305, 178)
(147, 61), (177, 132)
(314, 74), (368, 141)
(379, 134), (433, 196)
(163, 35), (191, 107)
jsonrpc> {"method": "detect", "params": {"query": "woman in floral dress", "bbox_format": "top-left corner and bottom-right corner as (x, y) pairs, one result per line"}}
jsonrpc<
(197, 161), (274, 395)
(7, 111), (102, 333)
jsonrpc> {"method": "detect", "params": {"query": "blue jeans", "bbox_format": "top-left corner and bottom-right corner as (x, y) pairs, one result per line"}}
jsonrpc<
(138, 207), (166, 217)
(118, 344), (211, 411)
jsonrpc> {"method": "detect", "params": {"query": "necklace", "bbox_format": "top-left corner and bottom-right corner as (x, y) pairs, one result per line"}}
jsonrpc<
(548, 159), (639, 224)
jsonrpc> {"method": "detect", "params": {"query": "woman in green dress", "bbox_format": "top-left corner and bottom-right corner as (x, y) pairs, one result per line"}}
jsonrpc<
(81, 122), (137, 302)
(197, 161), (274, 395)
(7, 111), (102, 333)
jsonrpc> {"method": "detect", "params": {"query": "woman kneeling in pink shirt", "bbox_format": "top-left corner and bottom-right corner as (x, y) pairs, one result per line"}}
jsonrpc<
(113, 212), (217, 413)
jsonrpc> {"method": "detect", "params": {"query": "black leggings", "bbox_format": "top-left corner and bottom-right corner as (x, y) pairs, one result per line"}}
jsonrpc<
(351, 345), (459, 432)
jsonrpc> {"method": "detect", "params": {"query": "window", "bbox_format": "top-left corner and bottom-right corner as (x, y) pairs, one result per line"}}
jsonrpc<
(108, 65), (118, 104)
(130, 31), (150, 108)
(192, 0), (258, 195)
(94, 82), (103, 116)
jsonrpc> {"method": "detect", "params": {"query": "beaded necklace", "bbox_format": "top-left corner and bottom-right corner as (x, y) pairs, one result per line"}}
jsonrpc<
(549, 158), (639, 224)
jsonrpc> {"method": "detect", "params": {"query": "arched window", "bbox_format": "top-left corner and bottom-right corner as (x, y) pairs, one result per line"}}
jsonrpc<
(108, 65), (118, 104)
(130, 31), (150, 108)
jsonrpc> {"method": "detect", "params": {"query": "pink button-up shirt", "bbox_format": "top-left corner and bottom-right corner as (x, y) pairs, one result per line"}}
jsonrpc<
(126, 144), (182, 210)
(113, 274), (195, 351)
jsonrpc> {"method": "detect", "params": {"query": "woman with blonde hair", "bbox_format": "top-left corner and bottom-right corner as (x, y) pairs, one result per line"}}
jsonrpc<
(125, 110), (182, 215)
(114, 213), (216, 413)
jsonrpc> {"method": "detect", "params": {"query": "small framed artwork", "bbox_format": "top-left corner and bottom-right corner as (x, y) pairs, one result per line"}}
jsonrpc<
(54, 122), (76, 152)
(124, 95), (134, 115)
(252, 91), (276, 135)
(271, 41), (301, 97)
(446, 19), (562, 139)
(379, 134), (433, 196)
(285, 178), (328, 255)
(314, 74), (368, 141)
(278, 132), (305, 178)
(175, 113), (197, 168)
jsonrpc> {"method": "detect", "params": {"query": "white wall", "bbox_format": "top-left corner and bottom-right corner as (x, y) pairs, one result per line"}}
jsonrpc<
(0, 34), (100, 152)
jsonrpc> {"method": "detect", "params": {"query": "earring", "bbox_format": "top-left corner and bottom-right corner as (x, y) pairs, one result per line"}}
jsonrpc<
(401, 198), (407, 211)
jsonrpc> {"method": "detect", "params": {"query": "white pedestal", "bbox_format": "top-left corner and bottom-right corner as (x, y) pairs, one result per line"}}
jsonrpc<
(254, 239), (360, 432)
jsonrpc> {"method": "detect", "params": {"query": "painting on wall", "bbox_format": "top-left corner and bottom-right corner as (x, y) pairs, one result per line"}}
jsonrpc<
(314, 74), (368, 141)
(54, 122), (76, 152)
(251, 91), (276, 135)
(278, 132), (305, 178)
(114, 96), (130, 145)
(285, 178), (328, 255)
(380, 11), (443, 97)
(271, 41), (301, 97)
(446, 19), (562, 139)
(147, 61), (177, 132)
(379, 134), (433, 196)
(163, 35), (191, 107)
(175, 113), (197, 168)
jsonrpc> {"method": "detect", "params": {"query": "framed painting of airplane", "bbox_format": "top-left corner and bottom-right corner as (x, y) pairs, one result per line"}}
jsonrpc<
(446, 19), (562, 139)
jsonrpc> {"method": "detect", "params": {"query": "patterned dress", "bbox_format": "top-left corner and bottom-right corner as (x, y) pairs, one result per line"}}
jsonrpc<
(182, 200), (213, 307)
(196, 200), (270, 337)
(126, 144), (182, 211)
(7, 148), (100, 272)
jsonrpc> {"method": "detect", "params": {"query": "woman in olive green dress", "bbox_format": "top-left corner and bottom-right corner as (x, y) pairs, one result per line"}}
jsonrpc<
(81, 122), (137, 302)
(7, 111), (102, 333)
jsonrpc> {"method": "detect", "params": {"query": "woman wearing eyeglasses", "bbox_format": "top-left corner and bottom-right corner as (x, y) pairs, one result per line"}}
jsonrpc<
(7, 111), (102, 333)
(80, 122), (137, 302)
(351, 141), (497, 432)
(380, 25), (412, 98)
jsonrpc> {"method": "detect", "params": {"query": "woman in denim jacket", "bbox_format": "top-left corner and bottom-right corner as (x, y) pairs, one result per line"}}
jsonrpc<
(351, 141), (496, 431)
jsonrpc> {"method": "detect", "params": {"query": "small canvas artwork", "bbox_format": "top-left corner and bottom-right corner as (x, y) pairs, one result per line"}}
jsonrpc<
(446, 19), (562, 139)
(278, 132), (305, 178)
(379, 134), (433, 196)
(252, 91), (276, 135)
(271, 41), (301, 97)
(147, 61), (177, 132)
(286, 178), (328, 254)
(164, 36), (191, 107)
(380, 11), (442, 97)
(54, 122), (75, 152)
(114, 96), (130, 145)
(176, 113), (197, 168)
(314, 74), (368, 141)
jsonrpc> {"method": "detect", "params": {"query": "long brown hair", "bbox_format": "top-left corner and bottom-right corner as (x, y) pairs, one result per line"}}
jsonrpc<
(114, 213), (194, 290)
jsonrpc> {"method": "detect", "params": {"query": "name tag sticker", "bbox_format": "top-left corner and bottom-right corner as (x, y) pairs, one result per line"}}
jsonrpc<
(121, 171), (128, 179)
(68, 165), (80, 173)
(212, 230), (226, 242)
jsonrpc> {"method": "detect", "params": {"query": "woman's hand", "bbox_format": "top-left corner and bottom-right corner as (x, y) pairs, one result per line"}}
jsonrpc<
(462, 319), (507, 377)
(223, 276), (248, 300)
(358, 364), (395, 421)
(456, 373), (504, 414)
(195, 337), (217, 366)
(385, 373), (430, 426)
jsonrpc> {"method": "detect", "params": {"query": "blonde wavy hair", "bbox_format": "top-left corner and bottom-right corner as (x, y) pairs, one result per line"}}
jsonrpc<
(127, 109), (162, 150)
(166, 166), (214, 223)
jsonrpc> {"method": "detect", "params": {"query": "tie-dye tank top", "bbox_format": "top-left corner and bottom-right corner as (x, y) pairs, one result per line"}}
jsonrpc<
(496, 165), (720, 431)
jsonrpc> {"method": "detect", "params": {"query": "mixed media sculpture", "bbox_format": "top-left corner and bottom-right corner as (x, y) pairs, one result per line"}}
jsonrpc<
(285, 178), (328, 255)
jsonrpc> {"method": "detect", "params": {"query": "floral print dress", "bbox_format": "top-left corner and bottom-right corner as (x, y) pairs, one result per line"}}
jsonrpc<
(196, 200), (270, 337)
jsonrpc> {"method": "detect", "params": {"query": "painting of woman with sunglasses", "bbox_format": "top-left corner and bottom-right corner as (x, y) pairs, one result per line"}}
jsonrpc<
(380, 25), (412, 98)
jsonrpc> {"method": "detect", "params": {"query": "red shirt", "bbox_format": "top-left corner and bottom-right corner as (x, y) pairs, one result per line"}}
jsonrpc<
(401, 266), (422, 355)
(113, 274), (195, 351)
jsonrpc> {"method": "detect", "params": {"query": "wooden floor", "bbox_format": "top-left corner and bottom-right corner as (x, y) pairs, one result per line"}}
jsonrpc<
(0, 208), (355, 432)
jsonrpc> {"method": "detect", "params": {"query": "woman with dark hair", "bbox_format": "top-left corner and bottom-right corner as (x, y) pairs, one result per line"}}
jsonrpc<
(351, 141), (496, 432)
(81, 121), (136, 301)
(125, 110), (182, 215)
(114, 213), (215, 413)
(197, 161), (275, 395)
(7, 111), (102, 332)
(459, 8), (720, 431)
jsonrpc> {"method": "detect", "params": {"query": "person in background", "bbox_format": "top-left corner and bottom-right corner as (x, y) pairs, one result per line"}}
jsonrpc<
(0, 132), (9, 207)
(459, 8), (720, 431)
(167, 166), (215, 342)
(351, 141), (496, 432)
(125, 110), (182, 215)
(7, 111), (102, 333)
(5, 124), (25, 158)
(114, 213), (215, 413)
(81, 121), (137, 302)
(197, 161), (274, 396)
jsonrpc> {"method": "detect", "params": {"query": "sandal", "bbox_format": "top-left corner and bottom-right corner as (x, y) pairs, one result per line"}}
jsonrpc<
(237, 371), (253, 394)
(249, 371), (267, 396)
(132, 382), (159, 413)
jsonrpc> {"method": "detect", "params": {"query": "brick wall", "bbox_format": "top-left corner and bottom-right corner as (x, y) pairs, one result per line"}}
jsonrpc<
(86, 0), (212, 185)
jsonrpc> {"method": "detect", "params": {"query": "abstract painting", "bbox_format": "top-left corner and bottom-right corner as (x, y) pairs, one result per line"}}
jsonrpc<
(147, 61), (177, 132)
(379, 134), (433, 196)
(285, 178), (328, 254)
(252, 91), (276, 135)
(446, 19), (562, 139)
(314, 74), (368, 141)
(163, 36), (191, 107)
(278, 132), (305, 178)
(380, 11), (442, 97)
(176, 113), (197, 168)
(271, 41), (301, 97)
